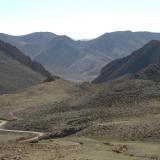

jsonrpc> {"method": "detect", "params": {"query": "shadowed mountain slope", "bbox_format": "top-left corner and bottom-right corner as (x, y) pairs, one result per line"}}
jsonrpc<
(93, 40), (160, 83)
(0, 41), (53, 94)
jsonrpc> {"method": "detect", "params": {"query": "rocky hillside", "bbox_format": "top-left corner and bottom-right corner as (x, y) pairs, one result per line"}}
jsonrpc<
(93, 40), (160, 83)
(0, 41), (53, 94)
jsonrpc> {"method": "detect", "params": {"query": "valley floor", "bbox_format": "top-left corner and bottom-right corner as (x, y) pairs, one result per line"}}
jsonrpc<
(1, 132), (160, 160)
(0, 119), (160, 160)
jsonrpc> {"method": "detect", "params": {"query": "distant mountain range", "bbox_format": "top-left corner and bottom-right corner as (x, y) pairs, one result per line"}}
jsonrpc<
(0, 41), (54, 94)
(1, 31), (160, 82)
(93, 40), (160, 83)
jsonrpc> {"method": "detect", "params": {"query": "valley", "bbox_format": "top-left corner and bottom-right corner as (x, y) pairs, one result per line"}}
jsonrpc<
(1, 35), (160, 160)
(1, 0), (160, 159)
(1, 116), (160, 160)
(1, 31), (160, 82)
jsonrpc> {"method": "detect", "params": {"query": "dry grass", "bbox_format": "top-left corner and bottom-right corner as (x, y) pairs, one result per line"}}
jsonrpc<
(1, 78), (160, 138)
(0, 137), (151, 160)
(0, 81), (160, 160)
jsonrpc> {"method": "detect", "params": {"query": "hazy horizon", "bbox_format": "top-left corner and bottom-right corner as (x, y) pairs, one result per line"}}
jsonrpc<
(1, 30), (160, 40)
(1, 0), (160, 39)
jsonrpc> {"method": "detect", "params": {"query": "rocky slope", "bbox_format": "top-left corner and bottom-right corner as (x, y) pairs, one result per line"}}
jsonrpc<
(0, 41), (53, 94)
(93, 40), (160, 83)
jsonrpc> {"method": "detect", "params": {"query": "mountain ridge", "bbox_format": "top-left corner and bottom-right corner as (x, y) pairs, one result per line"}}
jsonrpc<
(1, 31), (160, 82)
(0, 41), (54, 94)
(93, 40), (160, 83)
(0, 40), (53, 79)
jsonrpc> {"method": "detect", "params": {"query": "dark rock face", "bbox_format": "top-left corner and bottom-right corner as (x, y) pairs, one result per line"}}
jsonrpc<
(0, 41), (53, 79)
(0, 41), (54, 94)
(93, 40), (160, 83)
(134, 64), (160, 81)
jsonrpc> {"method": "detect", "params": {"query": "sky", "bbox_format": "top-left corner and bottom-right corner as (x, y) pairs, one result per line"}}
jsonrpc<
(0, 0), (160, 39)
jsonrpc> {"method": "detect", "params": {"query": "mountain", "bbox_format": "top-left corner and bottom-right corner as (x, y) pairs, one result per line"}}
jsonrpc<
(133, 64), (160, 81)
(0, 32), (57, 59)
(87, 31), (160, 58)
(35, 35), (111, 82)
(1, 31), (160, 82)
(0, 41), (53, 94)
(93, 40), (160, 83)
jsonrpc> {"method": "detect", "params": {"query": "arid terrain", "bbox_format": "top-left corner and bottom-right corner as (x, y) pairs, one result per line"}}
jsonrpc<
(1, 0), (160, 159)
(1, 30), (160, 160)
(1, 77), (160, 159)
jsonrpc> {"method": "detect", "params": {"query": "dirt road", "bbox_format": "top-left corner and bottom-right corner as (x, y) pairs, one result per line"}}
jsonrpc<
(0, 120), (45, 142)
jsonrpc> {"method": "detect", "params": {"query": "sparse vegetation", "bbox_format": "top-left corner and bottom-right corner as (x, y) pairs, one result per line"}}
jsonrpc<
(1, 39), (160, 159)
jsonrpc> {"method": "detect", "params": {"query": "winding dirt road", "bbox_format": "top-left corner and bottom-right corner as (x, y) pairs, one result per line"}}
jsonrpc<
(0, 120), (45, 142)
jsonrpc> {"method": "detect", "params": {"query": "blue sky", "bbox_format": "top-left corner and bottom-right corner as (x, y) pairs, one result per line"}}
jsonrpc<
(0, 0), (160, 39)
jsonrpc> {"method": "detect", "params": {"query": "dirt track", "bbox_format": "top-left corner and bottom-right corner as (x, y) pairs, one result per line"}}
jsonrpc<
(0, 120), (45, 142)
